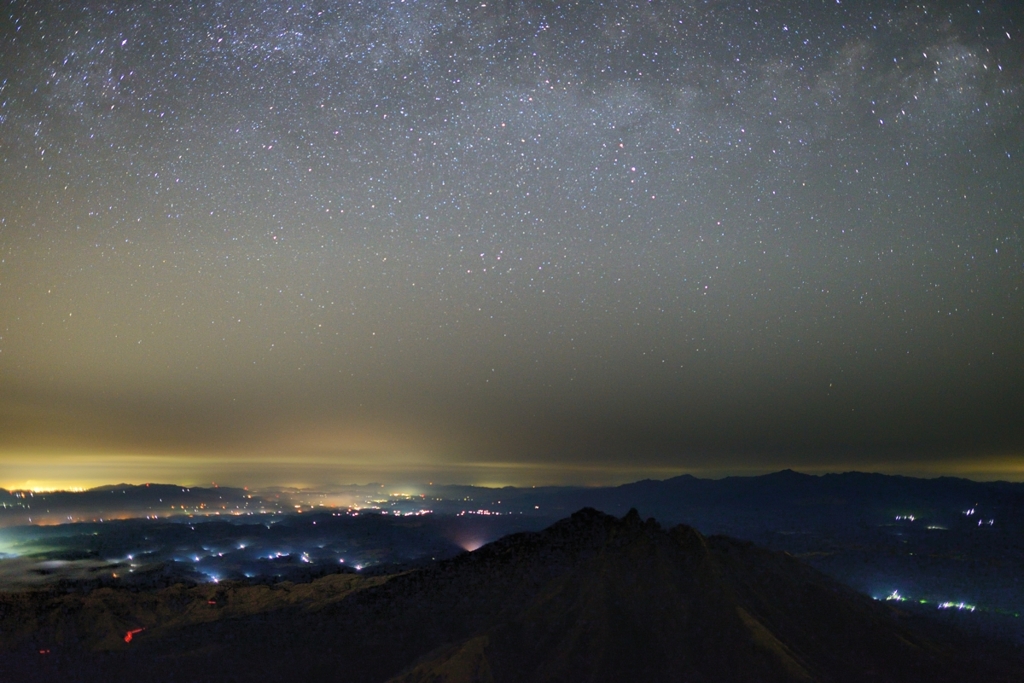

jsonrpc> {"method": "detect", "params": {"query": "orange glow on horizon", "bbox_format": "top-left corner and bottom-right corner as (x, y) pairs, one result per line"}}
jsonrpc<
(1, 449), (1022, 492)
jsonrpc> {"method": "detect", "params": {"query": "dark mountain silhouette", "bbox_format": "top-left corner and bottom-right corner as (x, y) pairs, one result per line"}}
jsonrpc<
(0, 483), (264, 527)
(526, 470), (1024, 533)
(3, 508), (1020, 682)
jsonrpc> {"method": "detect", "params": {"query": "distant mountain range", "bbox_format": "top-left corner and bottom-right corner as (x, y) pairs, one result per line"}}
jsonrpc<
(0, 483), (264, 527)
(446, 469), (1024, 533)
(5, 470), (1024, 531)
(2, 508), (1021, 682)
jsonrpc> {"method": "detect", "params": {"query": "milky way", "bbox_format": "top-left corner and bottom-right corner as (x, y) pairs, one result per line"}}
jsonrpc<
(1, 1), (1022, 488)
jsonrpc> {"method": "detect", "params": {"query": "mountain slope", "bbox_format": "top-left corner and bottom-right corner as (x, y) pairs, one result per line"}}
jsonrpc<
(3, 509), (1020, 682)
(385, 510), (1015, 683)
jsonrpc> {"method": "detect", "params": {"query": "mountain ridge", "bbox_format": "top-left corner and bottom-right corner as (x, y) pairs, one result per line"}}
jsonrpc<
(5, 507), (1017, 682)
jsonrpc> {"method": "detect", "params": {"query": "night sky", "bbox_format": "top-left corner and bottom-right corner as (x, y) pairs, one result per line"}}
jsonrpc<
(1, 0), (1022, 490)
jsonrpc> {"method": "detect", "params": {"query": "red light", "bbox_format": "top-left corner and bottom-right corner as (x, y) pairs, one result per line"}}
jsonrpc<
(124, 628), (145, 643)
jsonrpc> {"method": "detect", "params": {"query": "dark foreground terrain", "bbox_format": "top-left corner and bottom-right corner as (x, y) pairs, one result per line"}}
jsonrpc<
(5, 471), (1023, 647)
(2, 508), (1021, 682)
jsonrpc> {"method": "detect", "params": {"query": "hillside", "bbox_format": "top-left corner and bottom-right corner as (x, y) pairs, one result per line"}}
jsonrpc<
(2, 509), (1020, 682)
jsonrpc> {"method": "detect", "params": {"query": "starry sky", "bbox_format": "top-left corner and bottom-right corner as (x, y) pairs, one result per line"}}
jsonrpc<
(1, 0), (1022, 490)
